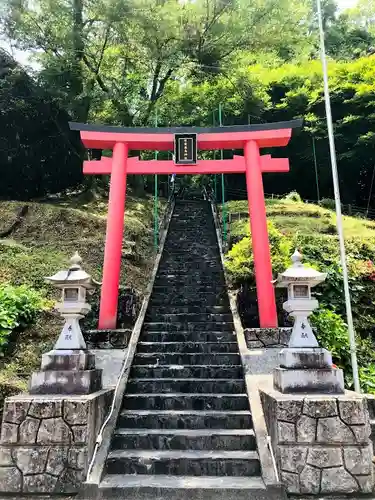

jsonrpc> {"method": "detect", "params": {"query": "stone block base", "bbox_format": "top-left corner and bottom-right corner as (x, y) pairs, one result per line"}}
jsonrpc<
(29, 369), (102, 395)
(260, 387), (374, 495)
(279, 347), (332, 369)
(41, 349), (96, 371)
(0, 390), (112, 494)
(274, 367), (344, 394)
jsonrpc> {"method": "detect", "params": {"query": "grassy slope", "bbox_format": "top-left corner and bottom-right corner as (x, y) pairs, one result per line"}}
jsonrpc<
(225, 199), (375, 240)
(0, 194), (165, 399)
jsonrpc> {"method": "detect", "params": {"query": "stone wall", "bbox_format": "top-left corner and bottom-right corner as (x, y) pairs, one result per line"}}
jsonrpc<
(0, 389), (112, 494)
(261, 388), (374, 495)
(242, 328), (292, 376)
(244, 328), (292, 349)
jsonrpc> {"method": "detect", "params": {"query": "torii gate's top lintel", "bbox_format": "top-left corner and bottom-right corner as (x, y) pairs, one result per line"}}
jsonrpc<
(69, 119), (303, 151)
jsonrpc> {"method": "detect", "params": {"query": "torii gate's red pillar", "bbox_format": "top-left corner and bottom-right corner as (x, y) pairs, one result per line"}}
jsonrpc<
(245, 141), (277, 327)
(98, 142), (128, 329)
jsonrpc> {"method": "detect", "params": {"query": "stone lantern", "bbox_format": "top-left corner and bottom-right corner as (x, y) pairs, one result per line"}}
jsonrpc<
(273, 250), (344, 393)
(29, 252), (102, 395)
(45, 251), (97, 350)
(276, 249), (326, 350)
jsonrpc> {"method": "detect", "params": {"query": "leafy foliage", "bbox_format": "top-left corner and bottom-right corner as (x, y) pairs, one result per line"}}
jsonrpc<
(225, 221), (291, 282)
(0, 284), (47, 353)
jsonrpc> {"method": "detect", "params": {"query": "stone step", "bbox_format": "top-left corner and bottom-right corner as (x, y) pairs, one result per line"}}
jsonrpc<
(140, 331), (236, 343)
(164, 238), (216, 245)
(122, 394), (249, 411)
(105, 449), (260, 476)
(157, 271), (223, 277)
(149, 297), (229, 307)
(163, 248), (220, 255)
(126, 378), (246, 394)
(133, 353), (241, 366)
(130, 365), (243, 379)
(158, 267), (222, 274)
(98, 474), (267, 500)
(153, 278), (225, 287)
(145, 313), (233, 323)
(152, 286), (226, 295)
(118, 410), (252, 430)
(147, 306), (230, 316)
(111, 428), (256, 451)
(142, 322), (234, 332)
(158, 263), (220, 269)
(137, 342), (238, 354)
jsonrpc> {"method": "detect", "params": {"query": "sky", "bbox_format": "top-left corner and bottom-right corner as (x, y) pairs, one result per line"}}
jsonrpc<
(337, 0), (357, 9)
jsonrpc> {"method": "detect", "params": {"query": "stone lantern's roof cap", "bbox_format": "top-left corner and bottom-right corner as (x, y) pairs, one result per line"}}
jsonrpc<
(276, 249), (327, 287)
(45, 252), (99, 287)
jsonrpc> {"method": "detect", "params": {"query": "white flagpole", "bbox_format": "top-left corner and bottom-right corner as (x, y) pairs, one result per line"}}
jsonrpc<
(316, 0), (360, 393)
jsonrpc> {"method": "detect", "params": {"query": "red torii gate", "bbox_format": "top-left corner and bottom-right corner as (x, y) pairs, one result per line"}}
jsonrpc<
(70, 120), (302, 330)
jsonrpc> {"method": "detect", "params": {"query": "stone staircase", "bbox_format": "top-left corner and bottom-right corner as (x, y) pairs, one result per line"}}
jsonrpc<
(98, 200), (268, 499)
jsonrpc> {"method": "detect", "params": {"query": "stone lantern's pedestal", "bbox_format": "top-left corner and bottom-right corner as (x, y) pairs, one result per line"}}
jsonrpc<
(29, 349), (102, 395)
(274, 347), (345, 394)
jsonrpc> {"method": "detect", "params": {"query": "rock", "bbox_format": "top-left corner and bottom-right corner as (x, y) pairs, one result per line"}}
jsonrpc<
(343, 445), (373, 474)
(63, 401), (89, 425)
(247, 340), (264, 349)
(279, 329), (292, 346)
(321, 466), (359, 493)
(37, 418), (72, 444)
(72, 425), (88, 443)
(0, 447), (13, 466)
(55, 467), (85, 493)
(276, 400), (303, 423)
(279, 446), (307, 473)
(277, 421), (296, 443)
(23, 473), (58, 493)
(352, 422), (371, 443)
(307, 446), (343, 468)
(300, 464), (321, 494)
(296, 415), (316, 443)
(357, 474), (374, 493)
(244, 329), (258, 341)
(19, 417), (40, 444)
(3, 401), (30, 424)
(29, 401), (62, 419)
(338, 399), (366, 425)
(46, 447), (68, 476)
(317, 417), (354, 443)
(280, 471), (300, 493)
(0, 423), (18, 444)
(14, 447), (49, 474)
(68, 447), (87, 469)
(259, 329), (279, 346)
(0, 466), (22, 492)
(303, 398), (337, 418)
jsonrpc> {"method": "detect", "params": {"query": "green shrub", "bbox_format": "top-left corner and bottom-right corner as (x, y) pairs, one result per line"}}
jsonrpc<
(311, 308), (375, 393)
(225, 221), (291, 283)
(283, 191), (302, 202)
(320, 198), (336, 210)
(0, 284), (47, 353)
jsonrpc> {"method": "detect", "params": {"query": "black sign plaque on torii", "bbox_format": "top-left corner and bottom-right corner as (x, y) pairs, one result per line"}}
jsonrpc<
(174, 133), (197, 165)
